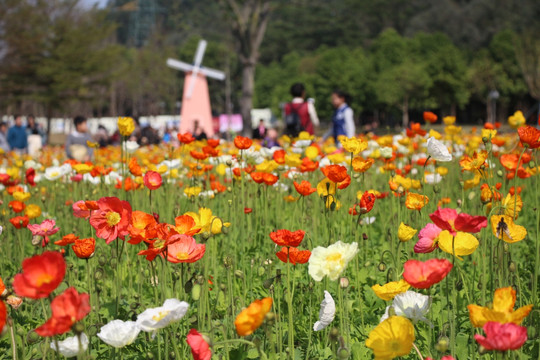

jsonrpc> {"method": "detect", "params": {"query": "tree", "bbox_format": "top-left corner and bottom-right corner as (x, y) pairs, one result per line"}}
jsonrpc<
(220, 0), (272, 135)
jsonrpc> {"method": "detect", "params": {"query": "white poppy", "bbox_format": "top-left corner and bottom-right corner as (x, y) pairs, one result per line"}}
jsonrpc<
(380, 291), (431, 326)
(380, 147), (393, 159)
(125, 140), (139, 153)
(426, 137), (452, 162)
(44, 166), (66, 181)
(83, 173), (101, 185)
(97, 320), (140, 348)
(294, 140), (312, 148)
(424, 173), (443, 184)
(308, 241), (358, 281)
(136, 299), (189, 332)
(50, 333), (89, 357)
(313, 291), (336, 331)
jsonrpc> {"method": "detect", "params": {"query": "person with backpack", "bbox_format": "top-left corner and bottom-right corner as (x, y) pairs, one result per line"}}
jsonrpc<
(284, 83), (319, 137)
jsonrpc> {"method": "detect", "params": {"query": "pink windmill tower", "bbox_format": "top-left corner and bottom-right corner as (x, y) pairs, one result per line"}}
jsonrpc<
(167, 40), (225, 138)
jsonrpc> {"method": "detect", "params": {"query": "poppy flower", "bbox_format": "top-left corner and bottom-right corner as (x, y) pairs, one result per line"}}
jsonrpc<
(423, 111), (438, 123)
(403, 258), (453, 289)
(467, 287), (533, 328)
(89, 197), (132, 244)
(490, 215), (527, 243)
(437, 230), (479, 259)
(0, 300), (6, 333)
(128, 158), (143, 176)
(429, 207), (487, 235)
(359, 191), (376, 214)
(143, 171), (162, 190)
(184, 208), (230, 235)
(269, 229), (305, 247)
(262, 173), (279, 186)
(517, 125), (540, 148)
(10, 216), (29, 229)
(13, 251), (66, 299)
(234, 136), (253, 150)
(250, 172), (264, 184)
(97, 320), (140, 348)
(398, 223), (417, 242)
(190, 150), (208, 161)
(186, 329), (212, 360)
(275, 247), (311, 265)
(293, 180), (316, 197)
(35, 287), (91, 337)
(117, 117), (135, 137)
(136, 299), (189, 332)
(300, 157), (319, 172)
(474, 322), (527, 351)
(178, 132), (196, 144)
(72, 238), (96, 259)
(321, 165), (348, 183)
(380, 291), (431, 325)
(173, 215), (201, 236)
(405, 193), (429, 210)
(460, 151), (488, 172)
(234, 297), (273, 336)
(371, 279), (411, 301)
(27, 219), (60, 247)
(366, 316), (415, 359)
(414, 223), (441, 253)
(313, 291), (336, 331)
(244, 207), (252, 214)
(309, 241), (358, 281)
(165, 235), (206, 264)
(55, 234), (79, 246)
(9, 200), (25, 213)
(352, 157), (374, 172)
(128, 211), (158, 244)
(406, 122), (427, 137)
(340, 137), (367, 154)
(426, 137), (452, 162)
(273, 149), (286, 164)
(25, 168), (36, 186)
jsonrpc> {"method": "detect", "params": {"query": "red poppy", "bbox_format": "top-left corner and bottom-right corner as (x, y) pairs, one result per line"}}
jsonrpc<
(0, 174), (11, 186)
(321, 165), (348, 183)
(210, 180), (227, 193)
(262, 173), (279, 186)
(269, 229), (305, 247)
(359, 191), (376, 214)
(275, 247), (311, 265)
(403, 259), (453, 289)
(207, 138), (220, 148)
(273, 149), (286, 164)
(54, 234), (79, 246)
(26, 168), (36, 186)
(244, 207), (253, 214)
(35, 287), (91, 337)
(202, 145), (220, 157)
(234, 136), (253, 150)
(190, 150), (209, 161)
(300, 157), (319, 172)
(143, 171), (162, 190)
(127, 211), (158, 244)
(187, 329), (212, 360)
(429, 207), (487, 235)
(0, 300), (5, 333)
(423, 111), (438, 124)
(474, 322), (527, 351)
(72, 238), (96, 259)
(9, 200), (25, 213)
(232, 168), (242, 178)
(89, 197), (132, 244)
(178, 132), (196, 144)
(10, 215), (29, 229)
(13, 251), (66, 299)
(294, 180), (317, 196)
(250, 172), (265, 184)
(337, 174), (351, 189)
(517, 126), (540, 148)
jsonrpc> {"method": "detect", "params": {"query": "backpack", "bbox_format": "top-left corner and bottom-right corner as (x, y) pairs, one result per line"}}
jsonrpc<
(285, 103), (304, 134)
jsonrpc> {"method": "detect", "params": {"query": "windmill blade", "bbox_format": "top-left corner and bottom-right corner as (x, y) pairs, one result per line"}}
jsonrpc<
(166, 58), (193, 72)
(200, 67), (226, 81)
(193, 40), (207, 68)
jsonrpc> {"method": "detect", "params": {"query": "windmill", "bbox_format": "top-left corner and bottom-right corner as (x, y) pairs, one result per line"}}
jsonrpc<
(167, 40), (225, 138)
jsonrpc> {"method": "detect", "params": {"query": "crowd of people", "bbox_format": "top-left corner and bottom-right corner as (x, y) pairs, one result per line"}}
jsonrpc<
(0, 82), (356, 159)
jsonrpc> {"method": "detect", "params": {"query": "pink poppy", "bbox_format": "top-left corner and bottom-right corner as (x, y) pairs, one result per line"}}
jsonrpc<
(414, 223), (441, 253)
(72, 201), (90, 219)
(186, 329), (212, 360)
(429, 207), (487, 235)
(27, 219), (60, 247)
(474, 322), (527, 351)
(89, 197), (132, 244)
(166, 235), (206, 264)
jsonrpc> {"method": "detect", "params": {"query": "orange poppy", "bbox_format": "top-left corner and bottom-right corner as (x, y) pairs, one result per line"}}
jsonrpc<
(128, 211), (158, 244)
(250, 172), (265, 184)
(300, 157), (319, 172)
(321, 165), (348, 183)
(129, 158), (143, 176)
(359, 191), (376, 214)
(352, 157), (374, 173)
(460, 151), (488, 172)
(262, 173), (278, 186)
(517, 126), (540, 148)
(10, 216), (29, 229)
(269, 229), (305, 247)
(207, 138), (220, 148)
(173, 215), (201, 236)
(406, 122), (427, 137)
(9, 200), (25, 213)
(54, 234), (79, 246)
(210, 180), (227, 193)
(337, 174), (351, 189)
(423, 111), (438, 123)
(275, 247), (311, 265)
(72, 238), (96, 259)
(202, 145), (220, 157)
(273, 149), (286, 164)
(13, 251), (66, 299)
(177, 132), (196, 144)
(234, 136), (253, 150)
(293, 180), (317, 196)
(405, 192), (429, 210)
(235, 297), (273, 336)
(190, 150), (209, 161)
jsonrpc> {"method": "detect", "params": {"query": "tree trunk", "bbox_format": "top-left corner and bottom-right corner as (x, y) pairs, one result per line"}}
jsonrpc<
(401, 97), (409, 128)
(240, 61), (255, 136)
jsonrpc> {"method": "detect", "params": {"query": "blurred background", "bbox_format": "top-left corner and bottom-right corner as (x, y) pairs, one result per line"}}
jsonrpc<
(0, 0), (539, 137)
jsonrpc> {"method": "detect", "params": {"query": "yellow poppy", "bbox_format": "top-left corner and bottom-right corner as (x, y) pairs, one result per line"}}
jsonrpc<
(398, 223), (417, 242)
(366, 316), (415, 360)
(340, 137), (367, 154)
(371, 280), (411, 301)
(437, 230), (479, 259)
(490, 215), (527, 243)
(235, 297), (273, 336)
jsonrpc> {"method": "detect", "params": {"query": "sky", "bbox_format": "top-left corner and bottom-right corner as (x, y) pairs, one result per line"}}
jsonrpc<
(80, 0), (108, 8)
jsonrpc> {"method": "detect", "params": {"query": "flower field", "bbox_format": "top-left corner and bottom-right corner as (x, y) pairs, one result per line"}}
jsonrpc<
(0, 116), (539, 360)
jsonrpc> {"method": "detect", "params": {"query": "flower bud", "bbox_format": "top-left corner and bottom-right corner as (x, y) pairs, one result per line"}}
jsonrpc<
(435, 335), (449, 352)
(329, 327), (340, 342)
(234, 270), (244, 279)
(223, 256), (233, 269)
(378, 262), (386, 272)
(339, 277), (349, 289)
(337, 347), (350, 359)
(508, 262), (516, 273)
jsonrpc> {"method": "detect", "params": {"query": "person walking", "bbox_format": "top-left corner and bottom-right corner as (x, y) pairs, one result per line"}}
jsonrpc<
(65, 116), (94, 161)
(0, 121), (10, 153)
(329, 90), (355, 140)
(284, 83), (319, 137)
(7, 115), (28, 154)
